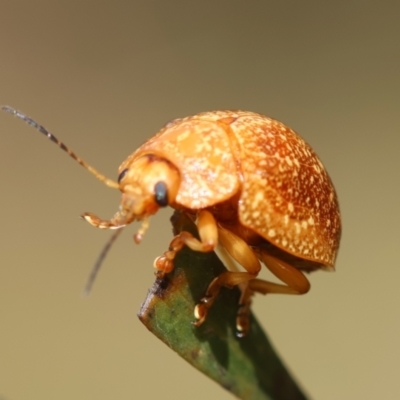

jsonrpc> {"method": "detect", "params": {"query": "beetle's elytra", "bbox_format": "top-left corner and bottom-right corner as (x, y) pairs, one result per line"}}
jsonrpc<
(3, 108), (341, 337)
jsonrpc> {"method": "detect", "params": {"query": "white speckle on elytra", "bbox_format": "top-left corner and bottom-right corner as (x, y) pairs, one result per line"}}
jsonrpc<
(279, 133), (288, 141)
(268, 229), (276, 237)
(186, 109), (342, 267)
(285, 156), (293, 166)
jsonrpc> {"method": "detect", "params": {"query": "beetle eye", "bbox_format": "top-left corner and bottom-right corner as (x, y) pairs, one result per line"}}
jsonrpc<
(118, 168), (129, 183)
(154, 181), (168, 207)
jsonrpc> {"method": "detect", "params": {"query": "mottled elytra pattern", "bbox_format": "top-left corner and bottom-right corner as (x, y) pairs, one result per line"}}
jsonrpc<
(199, 111), (341, 267)
(124, 110), (340, 268)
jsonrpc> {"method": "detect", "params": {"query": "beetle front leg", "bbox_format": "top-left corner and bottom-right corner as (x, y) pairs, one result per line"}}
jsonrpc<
(153, 210), (218, 277)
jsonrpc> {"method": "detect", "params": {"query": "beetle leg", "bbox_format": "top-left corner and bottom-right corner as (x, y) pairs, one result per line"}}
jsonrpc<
(194, 225), (261, 328)
(235, 282), (254, 337)
(193, 271), (255, 327)
(153, 210), (218, 277)
(217, 225), (262, 274)
(234, 249), (312, 336)
(252, 248), (311, 295)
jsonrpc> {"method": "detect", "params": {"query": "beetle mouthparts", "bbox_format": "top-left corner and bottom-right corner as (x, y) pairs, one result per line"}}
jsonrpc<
(133, 218), (150, 244)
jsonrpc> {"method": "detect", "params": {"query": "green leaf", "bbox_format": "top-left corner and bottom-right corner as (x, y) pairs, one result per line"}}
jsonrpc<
(138, 211), (309, 400)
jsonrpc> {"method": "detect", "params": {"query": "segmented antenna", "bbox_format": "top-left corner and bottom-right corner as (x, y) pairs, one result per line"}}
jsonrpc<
(83, 228), (124, 295)
(2, 106), (119, 189)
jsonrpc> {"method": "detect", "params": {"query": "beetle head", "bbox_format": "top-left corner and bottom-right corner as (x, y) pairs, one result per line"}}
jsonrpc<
(82, 154), (181, 242)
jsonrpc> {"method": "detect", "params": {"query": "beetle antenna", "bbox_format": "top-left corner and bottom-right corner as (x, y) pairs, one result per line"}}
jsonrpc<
(83, 228), (124, 296)
(2, 106), (119, 189)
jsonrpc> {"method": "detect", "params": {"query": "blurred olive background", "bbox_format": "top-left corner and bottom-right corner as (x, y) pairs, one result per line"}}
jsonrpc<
(0, 1), (399, 399)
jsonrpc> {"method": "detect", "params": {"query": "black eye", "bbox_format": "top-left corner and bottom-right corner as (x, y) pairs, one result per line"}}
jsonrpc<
(154, 181), (168, 207)
(118, 168), (129, 183)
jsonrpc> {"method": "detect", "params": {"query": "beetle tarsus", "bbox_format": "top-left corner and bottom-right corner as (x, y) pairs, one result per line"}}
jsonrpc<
(235, 302), (251, 337)
(193, 300), (212, 327)
(153, 255), (175, 276)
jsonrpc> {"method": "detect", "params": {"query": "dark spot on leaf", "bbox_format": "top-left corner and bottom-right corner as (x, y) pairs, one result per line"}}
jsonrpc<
(153, 277), (170, 298)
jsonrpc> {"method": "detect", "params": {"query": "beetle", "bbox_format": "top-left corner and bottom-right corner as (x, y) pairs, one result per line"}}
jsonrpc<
(3, 107), (341, 336)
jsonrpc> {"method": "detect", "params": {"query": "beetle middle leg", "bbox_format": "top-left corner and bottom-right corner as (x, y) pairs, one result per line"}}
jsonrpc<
(154, 210), (218, 277)
(193, 225), (261, 328)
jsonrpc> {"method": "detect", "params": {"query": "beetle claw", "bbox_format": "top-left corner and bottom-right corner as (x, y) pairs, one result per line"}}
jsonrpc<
(235, 303), (251, 337)
(193, 303), (208, 327)
(153, 255), (174, 275)
(154, 269), (165, 279)
(193, 295), (215, 327)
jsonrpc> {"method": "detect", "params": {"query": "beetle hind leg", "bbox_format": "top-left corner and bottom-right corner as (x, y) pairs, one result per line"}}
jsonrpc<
(232, 251), (312, 336)
(253, 248), (311, 295)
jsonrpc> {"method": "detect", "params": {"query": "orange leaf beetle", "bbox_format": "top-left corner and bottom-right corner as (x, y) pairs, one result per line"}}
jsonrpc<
(3, 107), (341, 336)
